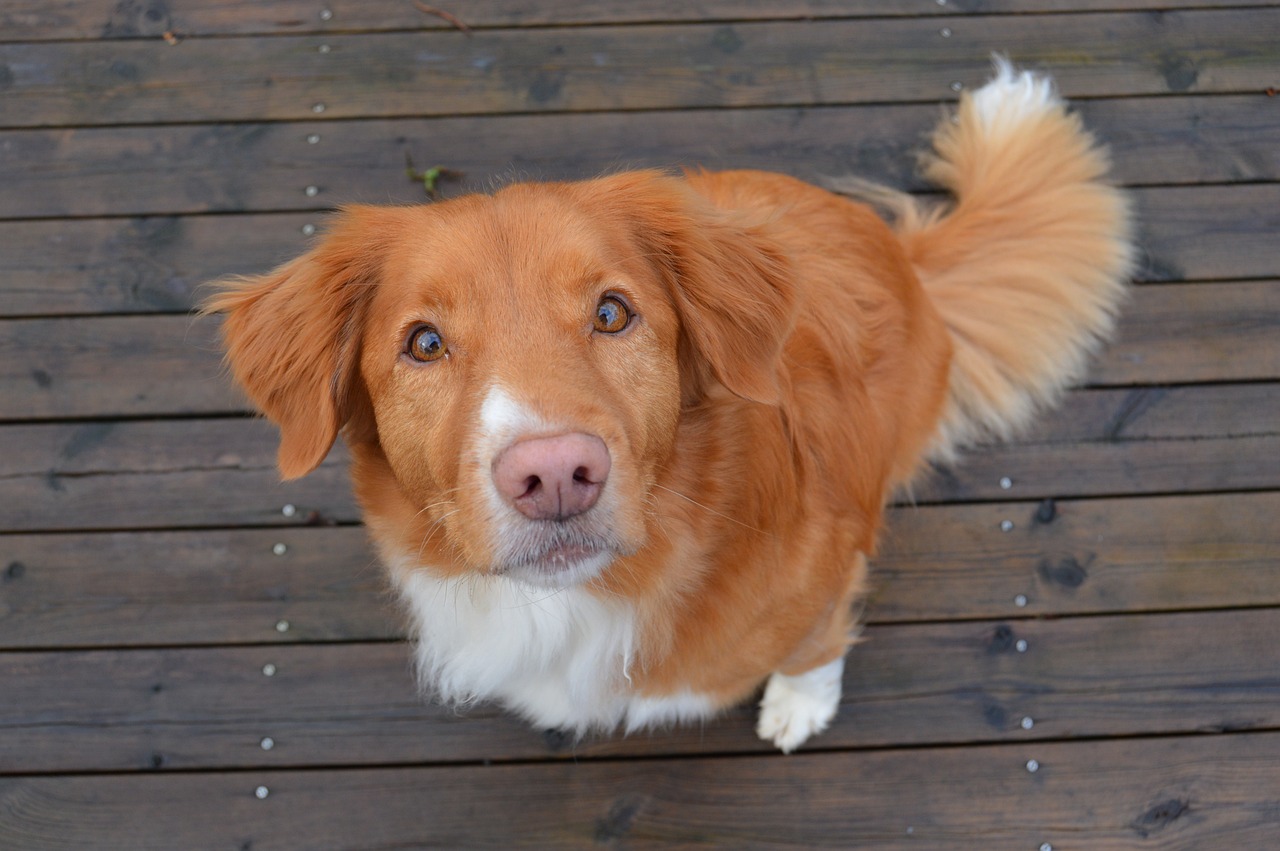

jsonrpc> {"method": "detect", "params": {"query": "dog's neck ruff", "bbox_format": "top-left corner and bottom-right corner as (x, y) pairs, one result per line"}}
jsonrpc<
(389, 553), (716, 733)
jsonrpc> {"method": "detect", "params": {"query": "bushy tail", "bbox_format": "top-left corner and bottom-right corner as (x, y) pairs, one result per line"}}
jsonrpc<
(831, 58), (1136, 458)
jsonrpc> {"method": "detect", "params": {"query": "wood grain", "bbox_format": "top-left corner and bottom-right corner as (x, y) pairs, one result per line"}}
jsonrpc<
(0, 733), (1276, 848)
(2, 609), (1278, 772)
(3, 10), (1277, 127)
(3, 95), (1277, 221)
(6, 0), (1275, 40)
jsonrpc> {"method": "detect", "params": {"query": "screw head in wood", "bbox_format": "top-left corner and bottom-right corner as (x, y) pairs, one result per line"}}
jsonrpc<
(312, 103), (326, 113)
(262, 663), (277, 677)
(999, 476), (1013, 489)
(318, 44), (331, 53)
(282, 503), (297, 517)
(1041, 844), (1053, 851)
(306, 134), (321, 144)
(1021, 716), (1034, 730)
(1026, 759), (1040, 773)
(319, 9), (333, 21)
(950, 81), (963, 92)
(255, 785), (270, 799)
(275, 620), (290, 633)
(261, 737), (275, 751)
(304, 185), (319, 197)
(1016, 639), (1029, 653)
(272, 543), (288, 556)
(940, 28), (952, 37)
(301, 224), (317, 236)
(1014, 594), (1028, 607)
(1001, 520), (1014, 532)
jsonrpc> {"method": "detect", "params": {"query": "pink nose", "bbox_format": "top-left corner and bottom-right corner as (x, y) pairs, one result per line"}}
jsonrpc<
(492, 433), (611, 521)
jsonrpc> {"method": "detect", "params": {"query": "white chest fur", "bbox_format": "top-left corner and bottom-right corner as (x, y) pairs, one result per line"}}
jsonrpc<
(391, 559), (715, 733)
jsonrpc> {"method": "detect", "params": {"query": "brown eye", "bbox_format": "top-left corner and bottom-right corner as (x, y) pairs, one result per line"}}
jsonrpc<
(407, 325), (447, 362)
(593, 295), (632, 334)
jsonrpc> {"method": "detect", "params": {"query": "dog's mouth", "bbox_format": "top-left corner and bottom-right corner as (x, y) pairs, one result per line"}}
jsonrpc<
(494, 521), (624, 588)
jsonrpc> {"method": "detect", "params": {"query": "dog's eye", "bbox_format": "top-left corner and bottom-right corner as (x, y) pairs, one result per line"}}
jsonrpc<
(593, 295), (632, 334)
(406, 325), (447, 363)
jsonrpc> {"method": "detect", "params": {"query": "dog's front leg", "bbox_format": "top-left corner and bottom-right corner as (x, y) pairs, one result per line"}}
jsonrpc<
(755, 655), (846, 753)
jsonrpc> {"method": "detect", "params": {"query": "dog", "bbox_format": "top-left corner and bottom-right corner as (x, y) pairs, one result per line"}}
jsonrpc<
(207, 60), (1133, 752)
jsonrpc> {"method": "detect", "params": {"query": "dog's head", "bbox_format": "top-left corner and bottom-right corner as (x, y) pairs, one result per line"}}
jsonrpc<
(207, 171), (794, 588)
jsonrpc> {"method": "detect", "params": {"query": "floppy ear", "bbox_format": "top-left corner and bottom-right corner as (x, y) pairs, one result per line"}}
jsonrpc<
(591, 171), (797, 404)
(202, 208), (392, 479)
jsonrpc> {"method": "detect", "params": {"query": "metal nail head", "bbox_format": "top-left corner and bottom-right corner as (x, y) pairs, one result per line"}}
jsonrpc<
(1041, 844), (1053, 851)
(1001, 520), (1015, 532)
(275, 620), (290, 633)
(255, 785), (270, 799)
(950, 81), (963, 92)
(272, 543), (288, 556)
(940, 28), (952, 38)
(1026, 759), (1040, 773)
(999, 476), (1013, 490)
(261, 737), (275, 751)
(304, 185), (319, 197)
(306, 134), (321, 144)
(282, 504), (297, 517)
(318, 44), (331, 53)
(319, 9), (333, 21)
(312, 103), (326, 113)
(302, 224), (317, 236)
(262, 663), (277, 677)
(1021, 716), (1034, 730)
(1016, 639), (1029, 653)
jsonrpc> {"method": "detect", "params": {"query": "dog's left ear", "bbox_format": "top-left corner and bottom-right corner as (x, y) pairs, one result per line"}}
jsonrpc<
(590, 171), (797, 405)
(202, 207), (393, 479)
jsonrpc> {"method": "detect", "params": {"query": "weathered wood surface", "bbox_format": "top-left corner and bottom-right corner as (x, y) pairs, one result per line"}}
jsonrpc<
(3, 95), (1277, 221)
(7, 0), (1275, 40)
(4, 10), (1278, 127)
(3, 185), (1278, 318)
(3, 383), (1278, 532)
(5, 281), (1275, 419)
(3, 608), (1278, 772)
(5, 490), (1275, 649)
(2, 733), (1277, 849)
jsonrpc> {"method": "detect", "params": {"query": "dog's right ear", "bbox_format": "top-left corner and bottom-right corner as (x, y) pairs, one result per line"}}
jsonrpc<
(202, 207), (395, 479)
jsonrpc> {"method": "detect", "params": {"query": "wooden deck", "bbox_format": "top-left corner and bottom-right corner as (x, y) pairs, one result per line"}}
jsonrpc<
(2, 1), (1279, 847)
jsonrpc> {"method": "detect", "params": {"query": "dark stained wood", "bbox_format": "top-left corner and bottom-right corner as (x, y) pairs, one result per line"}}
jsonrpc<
(4, 490), (1274, 649)
(0, 419), (359, 532)
(1094, 281), (1280, 385)
(3, 609), (1278, 772)
(4, 282), (1275, 420)
(872, 491), (1280, 622)
(0, 314), (234, 420)
(0, 527), (394, 649)
(3, 95), (1278, 220)
(3, 185), (1279, 318)
(2, 733), (1278, 848)
(6, 0), (1275, 40)
(3, 10), (1278, 127)
(0, 213), (314, 318)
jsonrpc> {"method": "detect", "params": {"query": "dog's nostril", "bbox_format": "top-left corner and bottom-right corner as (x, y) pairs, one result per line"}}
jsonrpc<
(572, 466), (591, 484)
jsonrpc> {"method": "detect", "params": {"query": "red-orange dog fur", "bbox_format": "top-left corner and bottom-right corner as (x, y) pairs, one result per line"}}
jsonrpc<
(209, 61), (1132, 751)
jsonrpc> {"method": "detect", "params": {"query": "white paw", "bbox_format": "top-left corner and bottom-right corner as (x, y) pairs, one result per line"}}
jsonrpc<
(755, 657), (845, 753)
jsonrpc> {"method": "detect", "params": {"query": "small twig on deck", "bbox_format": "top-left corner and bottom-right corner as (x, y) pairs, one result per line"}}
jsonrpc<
(413, 2), (472, 34)
(405, 151), (464, 199)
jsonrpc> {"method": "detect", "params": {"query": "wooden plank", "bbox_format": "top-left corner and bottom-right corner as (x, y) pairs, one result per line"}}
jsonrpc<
(1133, 184), (1280, 283)
(871, 491), (1280, 622)
(3, 95), (1278, 220)
(0, 213), (314, 318)
(0, 527), (395, 649)
(3, 10), (1278, 127)
(5, 490), (1275, 649)
(1, 733), (1278, 848)
(1094, 281), (1280, 385)
(6, 0), (1275, 40)
(919, 384), (1280, 503)
(0, 314), (234, 420)
(0, 419), (360, 532)
(2, 384), (1277, 531)
(3, 608), (1279, 771)
(5, 282), (1277, 421)
(2, 184), (1279, 318)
